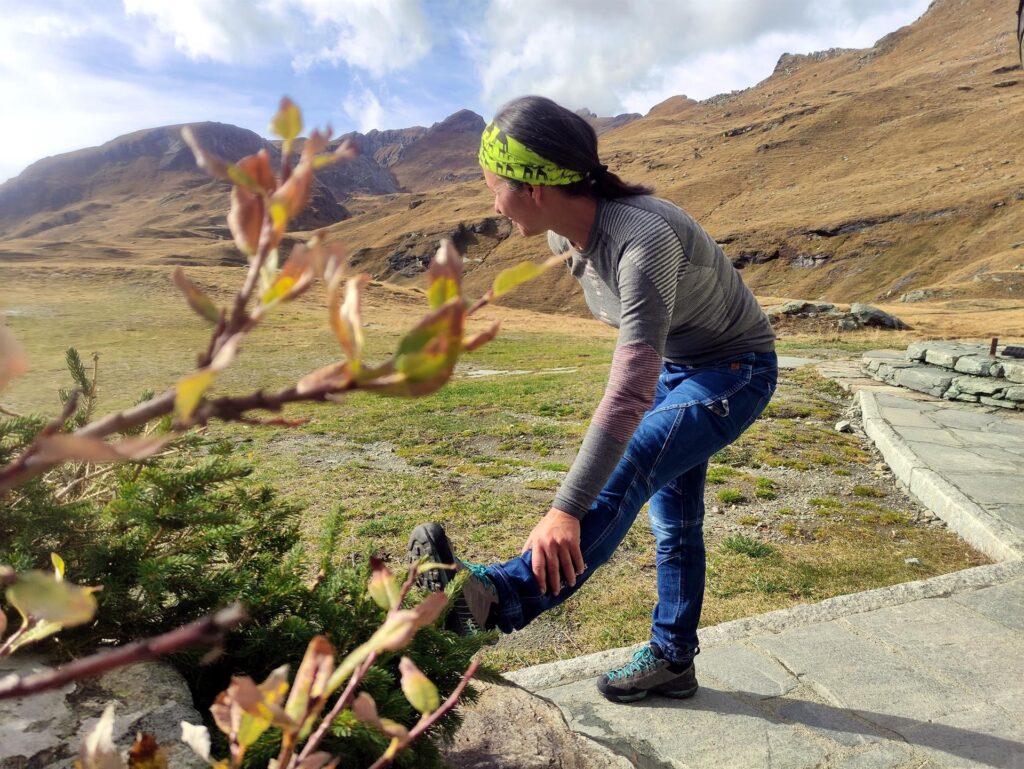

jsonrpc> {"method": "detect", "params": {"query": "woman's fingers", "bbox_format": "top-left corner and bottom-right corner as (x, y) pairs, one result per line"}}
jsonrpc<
(532, 543), (547, 593)
(546, 546), (561, 596)
(558, 547), (577, 590)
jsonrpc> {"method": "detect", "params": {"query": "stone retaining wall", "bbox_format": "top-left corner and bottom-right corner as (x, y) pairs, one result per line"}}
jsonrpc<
(863, 342), (1024, 409)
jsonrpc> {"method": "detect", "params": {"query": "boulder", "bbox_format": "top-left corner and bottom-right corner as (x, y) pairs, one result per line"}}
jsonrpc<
(442, 681), (631, 769)
(849, 303), (909, 330)
(0, 655), (204, 769)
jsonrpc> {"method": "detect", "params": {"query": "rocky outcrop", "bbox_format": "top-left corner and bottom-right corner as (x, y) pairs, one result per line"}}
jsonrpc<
(442, 681), (631, 769)
(766, 300), (908, 331)
(0, 654), (204, 769)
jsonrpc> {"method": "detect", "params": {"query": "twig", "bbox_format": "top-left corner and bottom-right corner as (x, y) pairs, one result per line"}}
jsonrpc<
(0, 392), (80, 491)
(0, 404), (22, 418)
(366, 659), (481, 769)
(53, 464), (120, 501)
(0, 603), (248, 700)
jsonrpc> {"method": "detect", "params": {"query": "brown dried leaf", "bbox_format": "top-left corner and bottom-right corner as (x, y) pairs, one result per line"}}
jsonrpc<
(0, 327), (28, 391)
(296, 361), (352, 395)
(463, 321), (501, 352)
(127, 734), (167, 769)
(329, 274), (370, 367)
(228, 187), (264, 257)
(237, 150), (276, 193)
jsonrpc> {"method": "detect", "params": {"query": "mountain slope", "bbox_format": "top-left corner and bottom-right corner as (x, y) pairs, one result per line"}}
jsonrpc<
(0, 0), (1021, 323)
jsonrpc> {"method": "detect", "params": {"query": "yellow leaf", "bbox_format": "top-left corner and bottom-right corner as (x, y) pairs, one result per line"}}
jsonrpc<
(269, 202), (289, 233)
(175, 369), (215, 421)
(399, 657), (439, 715)
(285, 635), (335, 726)
(492, 253), (565, 298)
(270, 97), (303, 146)
(51, 553), (65, 581)
(367, 569), (400, 611)
(425, 240), (463, 309)
(6, 571), (97, 629)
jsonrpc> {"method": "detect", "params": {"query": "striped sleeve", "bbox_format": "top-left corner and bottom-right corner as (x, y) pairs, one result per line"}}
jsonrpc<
(552, 230), (685, 519)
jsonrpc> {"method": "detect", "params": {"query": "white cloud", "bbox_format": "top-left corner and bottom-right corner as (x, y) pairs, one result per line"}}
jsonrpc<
(124, 0), (434, 76)
(342, 87), (386, 133)
(0, 4), (266, 182)
(471, 0), (931, 115)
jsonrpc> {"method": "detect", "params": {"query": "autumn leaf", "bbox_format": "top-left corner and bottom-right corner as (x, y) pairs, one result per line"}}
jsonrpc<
(228, 187), (264, 257)
(284, 635), (335, 732)
(296, 361), (352, 396)
(270, 97), (302, 153)
(172, 269), (221, 323)
(426, 240), (463, 310)
(367, 557), (401, 611)
(127, 734), (167, 769)
(328, 274), (370, 368)
(260, 245), (317, 306)
(51, 552), (66, 581)
(491, 253), (566, 299)
(175, 369), (215, 422)
(463, 321), (501, 352)
(181, 127), (259, 192)
(400, 657), (439, 715)
(352, 692), (408, 739)
(6, 570), (97, 628)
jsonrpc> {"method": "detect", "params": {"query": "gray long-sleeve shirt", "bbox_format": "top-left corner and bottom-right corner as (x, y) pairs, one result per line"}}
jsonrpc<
(547, 195), (775, 519)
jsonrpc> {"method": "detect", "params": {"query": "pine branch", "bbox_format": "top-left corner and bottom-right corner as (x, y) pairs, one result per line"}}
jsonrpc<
(0, 603), (247, 700)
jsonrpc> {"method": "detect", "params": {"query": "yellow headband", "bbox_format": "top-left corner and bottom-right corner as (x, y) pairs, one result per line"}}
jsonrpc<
(478, 122), (584, 185)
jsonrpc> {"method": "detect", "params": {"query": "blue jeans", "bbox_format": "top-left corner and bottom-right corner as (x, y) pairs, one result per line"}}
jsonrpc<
(484, 351), (778, 664)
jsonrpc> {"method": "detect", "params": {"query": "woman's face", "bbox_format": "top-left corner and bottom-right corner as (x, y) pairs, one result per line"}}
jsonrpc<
(483, 169), (545, 237)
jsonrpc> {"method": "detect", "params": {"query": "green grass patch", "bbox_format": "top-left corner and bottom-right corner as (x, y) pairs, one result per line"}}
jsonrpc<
(723, 535), (777, 559)
(717, 489), (746, 505)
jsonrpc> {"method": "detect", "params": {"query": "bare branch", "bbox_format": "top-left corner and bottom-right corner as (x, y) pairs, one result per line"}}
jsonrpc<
(0, 604), (248, 701)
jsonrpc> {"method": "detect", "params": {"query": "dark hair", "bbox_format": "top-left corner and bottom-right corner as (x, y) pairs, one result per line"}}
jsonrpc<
(492, 95), (653, 199)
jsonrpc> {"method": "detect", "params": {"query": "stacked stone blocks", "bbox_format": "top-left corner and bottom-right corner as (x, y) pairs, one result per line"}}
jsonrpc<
(863, 341), (1024, 409)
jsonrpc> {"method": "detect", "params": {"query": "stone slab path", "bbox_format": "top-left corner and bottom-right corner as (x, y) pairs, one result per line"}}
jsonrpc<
(507, 352), (1024, 769)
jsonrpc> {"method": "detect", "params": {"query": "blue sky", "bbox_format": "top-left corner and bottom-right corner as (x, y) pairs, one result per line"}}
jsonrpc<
(0, 0), (931, 183)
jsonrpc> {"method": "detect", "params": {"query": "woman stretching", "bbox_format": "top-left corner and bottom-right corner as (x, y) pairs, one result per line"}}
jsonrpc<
(409, 95), (777, 704)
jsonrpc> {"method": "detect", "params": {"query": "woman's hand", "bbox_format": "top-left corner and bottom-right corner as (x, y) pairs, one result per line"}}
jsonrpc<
(522, 507), (585, 595)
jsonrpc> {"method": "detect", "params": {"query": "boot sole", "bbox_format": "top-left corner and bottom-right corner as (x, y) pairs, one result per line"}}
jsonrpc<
(598, 682), (698, 704)
(407, 523), (456, 592)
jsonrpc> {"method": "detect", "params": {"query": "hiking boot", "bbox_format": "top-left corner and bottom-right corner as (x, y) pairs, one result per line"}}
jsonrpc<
(407, 523), (498, 636)
(597, 642), (698, 703)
